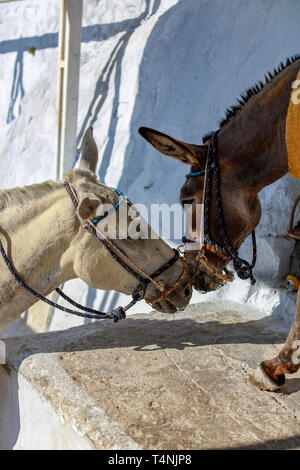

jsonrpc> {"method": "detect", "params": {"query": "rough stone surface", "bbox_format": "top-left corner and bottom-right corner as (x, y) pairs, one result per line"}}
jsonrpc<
(1, 0), (300, 331)
(3, 300), (300, 450)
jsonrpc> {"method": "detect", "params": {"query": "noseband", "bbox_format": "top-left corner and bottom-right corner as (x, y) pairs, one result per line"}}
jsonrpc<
(0, 183), (187, 323)
(184, 131), (257, 285)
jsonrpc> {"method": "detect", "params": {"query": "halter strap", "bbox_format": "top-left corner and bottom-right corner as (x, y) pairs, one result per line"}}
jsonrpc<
(64, 181), (179, 293)
(0, 182), (184, 323)
(0, 238), (128, 322)
(185, 131), (257, 284)
(90, 188), (125, 225)
(185, 163), (214, 179)
(186, 169), (205, 178)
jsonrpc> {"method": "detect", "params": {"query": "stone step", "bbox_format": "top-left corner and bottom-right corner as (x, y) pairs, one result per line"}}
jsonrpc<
(1, 300), (300, 450)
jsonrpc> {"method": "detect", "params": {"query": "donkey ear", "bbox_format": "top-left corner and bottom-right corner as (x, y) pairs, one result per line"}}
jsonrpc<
(139, 127), (206, 166)
(77, 194), (101, 220)
(79, 127), (98, 173)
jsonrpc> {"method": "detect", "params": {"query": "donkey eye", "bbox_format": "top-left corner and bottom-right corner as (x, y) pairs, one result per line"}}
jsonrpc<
(182, 199), (195, 206)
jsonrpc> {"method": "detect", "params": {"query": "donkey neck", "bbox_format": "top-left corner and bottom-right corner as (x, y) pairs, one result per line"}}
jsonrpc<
(0, 184), (79, 327)
(218, 59), (300, 193)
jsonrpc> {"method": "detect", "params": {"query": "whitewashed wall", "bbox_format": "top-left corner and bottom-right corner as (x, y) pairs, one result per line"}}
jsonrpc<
(0, 0), (300, 332)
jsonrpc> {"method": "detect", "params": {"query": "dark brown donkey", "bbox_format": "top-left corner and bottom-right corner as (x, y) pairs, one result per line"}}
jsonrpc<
(139, 55), (300, 391)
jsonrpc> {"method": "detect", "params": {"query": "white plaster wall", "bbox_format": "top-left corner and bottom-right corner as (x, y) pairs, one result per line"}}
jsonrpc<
(0, 0), (299, 331)
(0, 365), (95, 450)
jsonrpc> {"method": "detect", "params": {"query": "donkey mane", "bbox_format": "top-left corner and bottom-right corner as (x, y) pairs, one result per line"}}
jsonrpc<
(220, 55), (300, 127)
(202, 55), (300, 142)
(0, 168), (98, 211)
(0, 180), (61, 211)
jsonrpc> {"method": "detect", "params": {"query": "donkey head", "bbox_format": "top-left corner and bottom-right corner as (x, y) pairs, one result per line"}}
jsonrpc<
(65, 128), (192, 313)
(139, 127), (261, 292)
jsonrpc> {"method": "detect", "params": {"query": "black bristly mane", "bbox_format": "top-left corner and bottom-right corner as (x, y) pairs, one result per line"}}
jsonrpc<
(202, 55), (300, 143)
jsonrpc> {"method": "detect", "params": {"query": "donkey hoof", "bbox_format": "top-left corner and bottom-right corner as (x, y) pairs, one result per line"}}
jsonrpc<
(249, 365), (285, 391)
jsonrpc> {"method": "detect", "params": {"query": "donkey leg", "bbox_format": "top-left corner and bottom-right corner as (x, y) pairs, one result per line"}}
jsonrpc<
(250, 289), (300, 391)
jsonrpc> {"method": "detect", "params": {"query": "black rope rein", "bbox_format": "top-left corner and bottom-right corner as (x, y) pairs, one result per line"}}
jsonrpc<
(0, 182), (180, 323)
(204, 132), (257, 284)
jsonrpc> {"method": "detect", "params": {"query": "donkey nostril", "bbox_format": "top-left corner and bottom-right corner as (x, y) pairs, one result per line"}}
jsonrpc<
(165, 300), (177, 312)
(184, 286), (191, 296)
(182, 199), (195, 206)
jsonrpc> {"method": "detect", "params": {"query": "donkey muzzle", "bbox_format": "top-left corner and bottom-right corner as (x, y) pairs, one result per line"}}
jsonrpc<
(146, 260), (192, 313)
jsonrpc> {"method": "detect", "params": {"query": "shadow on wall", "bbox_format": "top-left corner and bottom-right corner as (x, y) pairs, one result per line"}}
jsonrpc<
(79, 0), (161, 317)
(76, 0), (161, 180)
(3, 0), (300, 315)
(6, 49), (24, 124)
(80, 0), (300, 315)
(119, 0), (300, 198)
(3, 0), (300, 190)
(0, 1), (161, 320)
(1, 32), (58, 124)
(0, 0), (161, 126)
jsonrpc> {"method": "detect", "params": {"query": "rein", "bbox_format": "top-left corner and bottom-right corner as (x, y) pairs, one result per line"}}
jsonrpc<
(185, 131), (257, 285)
(0, 183), (183, 323)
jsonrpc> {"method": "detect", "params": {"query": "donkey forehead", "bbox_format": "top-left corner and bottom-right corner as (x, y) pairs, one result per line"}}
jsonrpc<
(180, 176), (204, 199)
(78, 180), (121, 203)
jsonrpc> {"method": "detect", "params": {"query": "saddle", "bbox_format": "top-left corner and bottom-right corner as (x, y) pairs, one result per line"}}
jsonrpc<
(286, 67), (300, 178)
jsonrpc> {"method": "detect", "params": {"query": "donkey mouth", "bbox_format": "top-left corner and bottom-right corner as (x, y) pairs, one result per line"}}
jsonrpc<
(145, 258), (193, 314)
(151, 296), (190, 314)
(192, 271), (224, 293)
(151, 300), (178, 314)
(149, 280), (193, 314)
(186, 251), (231, 293)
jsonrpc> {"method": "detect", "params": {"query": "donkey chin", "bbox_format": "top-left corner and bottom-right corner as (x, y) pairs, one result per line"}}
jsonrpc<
(186, 250), (229, 293)
(192, 271), (224, 293)
(147, 277), (193, 314)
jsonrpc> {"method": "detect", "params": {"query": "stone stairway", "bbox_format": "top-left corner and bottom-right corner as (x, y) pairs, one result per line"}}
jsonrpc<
(1, 300), (300, 450)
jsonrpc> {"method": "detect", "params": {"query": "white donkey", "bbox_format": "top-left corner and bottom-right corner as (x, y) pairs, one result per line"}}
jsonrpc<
(0, 128), (192, 332)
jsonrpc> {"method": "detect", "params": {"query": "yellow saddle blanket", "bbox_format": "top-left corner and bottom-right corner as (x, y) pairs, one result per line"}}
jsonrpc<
(286, 68), (300, 178)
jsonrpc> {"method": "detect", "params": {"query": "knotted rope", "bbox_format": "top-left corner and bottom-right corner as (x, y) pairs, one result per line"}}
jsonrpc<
(184, 131), (257, 284)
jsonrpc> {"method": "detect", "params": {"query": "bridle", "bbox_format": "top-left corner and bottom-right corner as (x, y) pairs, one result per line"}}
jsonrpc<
(0, 182), (187, 323)
(183, 131), (257, 285)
